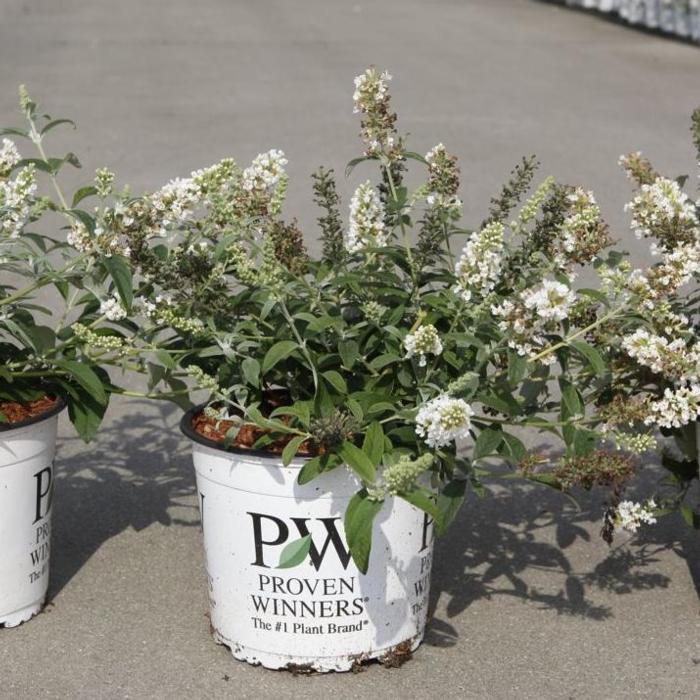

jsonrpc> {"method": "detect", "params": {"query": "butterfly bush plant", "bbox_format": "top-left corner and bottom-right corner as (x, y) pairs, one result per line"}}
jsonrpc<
(116, 69), (651, 570)
(578, 113), (700, 537)
(0, 88), (144, 439)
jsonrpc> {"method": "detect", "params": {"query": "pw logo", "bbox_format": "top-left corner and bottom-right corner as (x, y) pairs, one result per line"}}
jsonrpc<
(245, 511), (434, 571)
(33, 463), (54, 524)
(248, 513), (352, 571)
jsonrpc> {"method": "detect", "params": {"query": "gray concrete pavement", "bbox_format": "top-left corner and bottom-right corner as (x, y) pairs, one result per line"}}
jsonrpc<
(1, 0), (700, 697)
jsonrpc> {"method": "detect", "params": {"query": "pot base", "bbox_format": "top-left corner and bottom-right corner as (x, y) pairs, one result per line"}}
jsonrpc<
(212, 626), (424, 673)
(0, 598), (45, 629)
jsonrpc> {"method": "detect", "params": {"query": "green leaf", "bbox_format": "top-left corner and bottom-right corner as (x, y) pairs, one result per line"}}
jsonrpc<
(362, 422), (385, 466)
(401, 487), (441, 521)
(403, 150), (428, 165)
(0, 126), (28, 137)
(282, 435), (307, 466)
(67, 208), (95, 234)
(369, 353), (401, 370)
(345, 155), (376, 178)
(338, 339), (359, 369)
(435, 479), (467, 536)
(40, 118), (76, 135)
(322, 370), (347, 394)
(72, 185), (97, 207)
(680, 504), (700, 529)
(344, 489), (383, 574)
(346, 397), (364, 421)
(559, 379), (584, 421)
(499, 432), (527, 463)
(473, 428), (503, 460)
(338, 440), (376, 483)
(103, 255), (133, 308)
(63, 384), (108, 442)
(53, 360), (107, 406)
(570, 340), (607, 377)
(507, 351), (527, 386)
(270, 401), (311, 429)
(246, 406), (297, 434)
(277, 535), (312, 569)
(298, 455), (324, 485)
(241, 357), (261, 388)
(262, 340), (299, 373)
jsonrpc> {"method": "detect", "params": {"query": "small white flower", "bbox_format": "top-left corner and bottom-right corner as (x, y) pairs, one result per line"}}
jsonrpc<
(0, 165), (37, 238)
(0, 138), (21, 176)
(521, 280), (576, 322)
(454, 222), (504, 301)
(99, 295), (127, 321)
(404, 324), (443, 366)
(150, 177), (202, 233)
(242, 149), (287, 193)
(352, 68), (392, 114)
(624, 176), (698, 244)
(613, 499), (657, 533)
(346, 180), (387, 253)
(415, 395), (473, 448)
(645, 384), (700, 428)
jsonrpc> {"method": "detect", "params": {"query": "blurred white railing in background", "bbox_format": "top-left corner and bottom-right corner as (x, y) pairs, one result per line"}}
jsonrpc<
(560, 0), (700, 42)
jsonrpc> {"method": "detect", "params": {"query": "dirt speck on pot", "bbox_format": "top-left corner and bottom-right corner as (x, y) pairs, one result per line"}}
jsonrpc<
(284, 663), (315, 676)
(379, 639), (414, 668)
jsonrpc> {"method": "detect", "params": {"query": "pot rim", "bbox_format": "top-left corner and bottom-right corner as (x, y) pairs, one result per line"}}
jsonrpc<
(0, 394), (66, 433)
(179, 403), (311, 461)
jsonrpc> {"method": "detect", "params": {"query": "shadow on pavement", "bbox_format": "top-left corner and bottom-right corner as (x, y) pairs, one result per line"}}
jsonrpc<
(49, 400), (198, 599)
(426, 475), (700, 648)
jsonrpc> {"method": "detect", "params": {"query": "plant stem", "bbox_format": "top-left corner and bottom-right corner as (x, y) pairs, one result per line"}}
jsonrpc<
(527, 305), (623, 364)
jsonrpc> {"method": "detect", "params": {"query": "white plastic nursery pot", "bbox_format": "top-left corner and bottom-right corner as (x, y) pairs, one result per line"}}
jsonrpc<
(0, 399), (64, 628)
(181, 408), (435, 673)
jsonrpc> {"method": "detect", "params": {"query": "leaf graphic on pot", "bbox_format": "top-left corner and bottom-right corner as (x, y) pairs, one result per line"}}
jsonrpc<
(276, 534), (312, 569)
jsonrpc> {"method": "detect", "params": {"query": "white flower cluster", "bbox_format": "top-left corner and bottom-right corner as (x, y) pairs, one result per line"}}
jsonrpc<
(404, 324), (443, 367)
(242, 149), (288, 194)
(624, 176), (698, 242)
(522, 280), (576, 322)
(346, 180), (387, 253)
(454, 222), (504, 302)
(609, 243), (700, 310)
(353, 68), (392, 115)
(0, 138), (21, 177)
(140, 294), (205, 335)
(560, 188), (602, 254)
(150, 177), (202, 233)
(424, 143), (461, 216)
(415, 395), (473, 448)
(613, 499), (657, 533)
(622, 328), (700, 381)
(645, 384), (700, 429)
(0, 164), (37, 238)
(493, 280), (576, 362)
(66, 221), (130, 258)
(99, 295), (127, 322)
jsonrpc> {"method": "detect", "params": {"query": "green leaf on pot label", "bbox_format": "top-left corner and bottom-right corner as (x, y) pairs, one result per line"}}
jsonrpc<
(277, 535), (312, 569)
